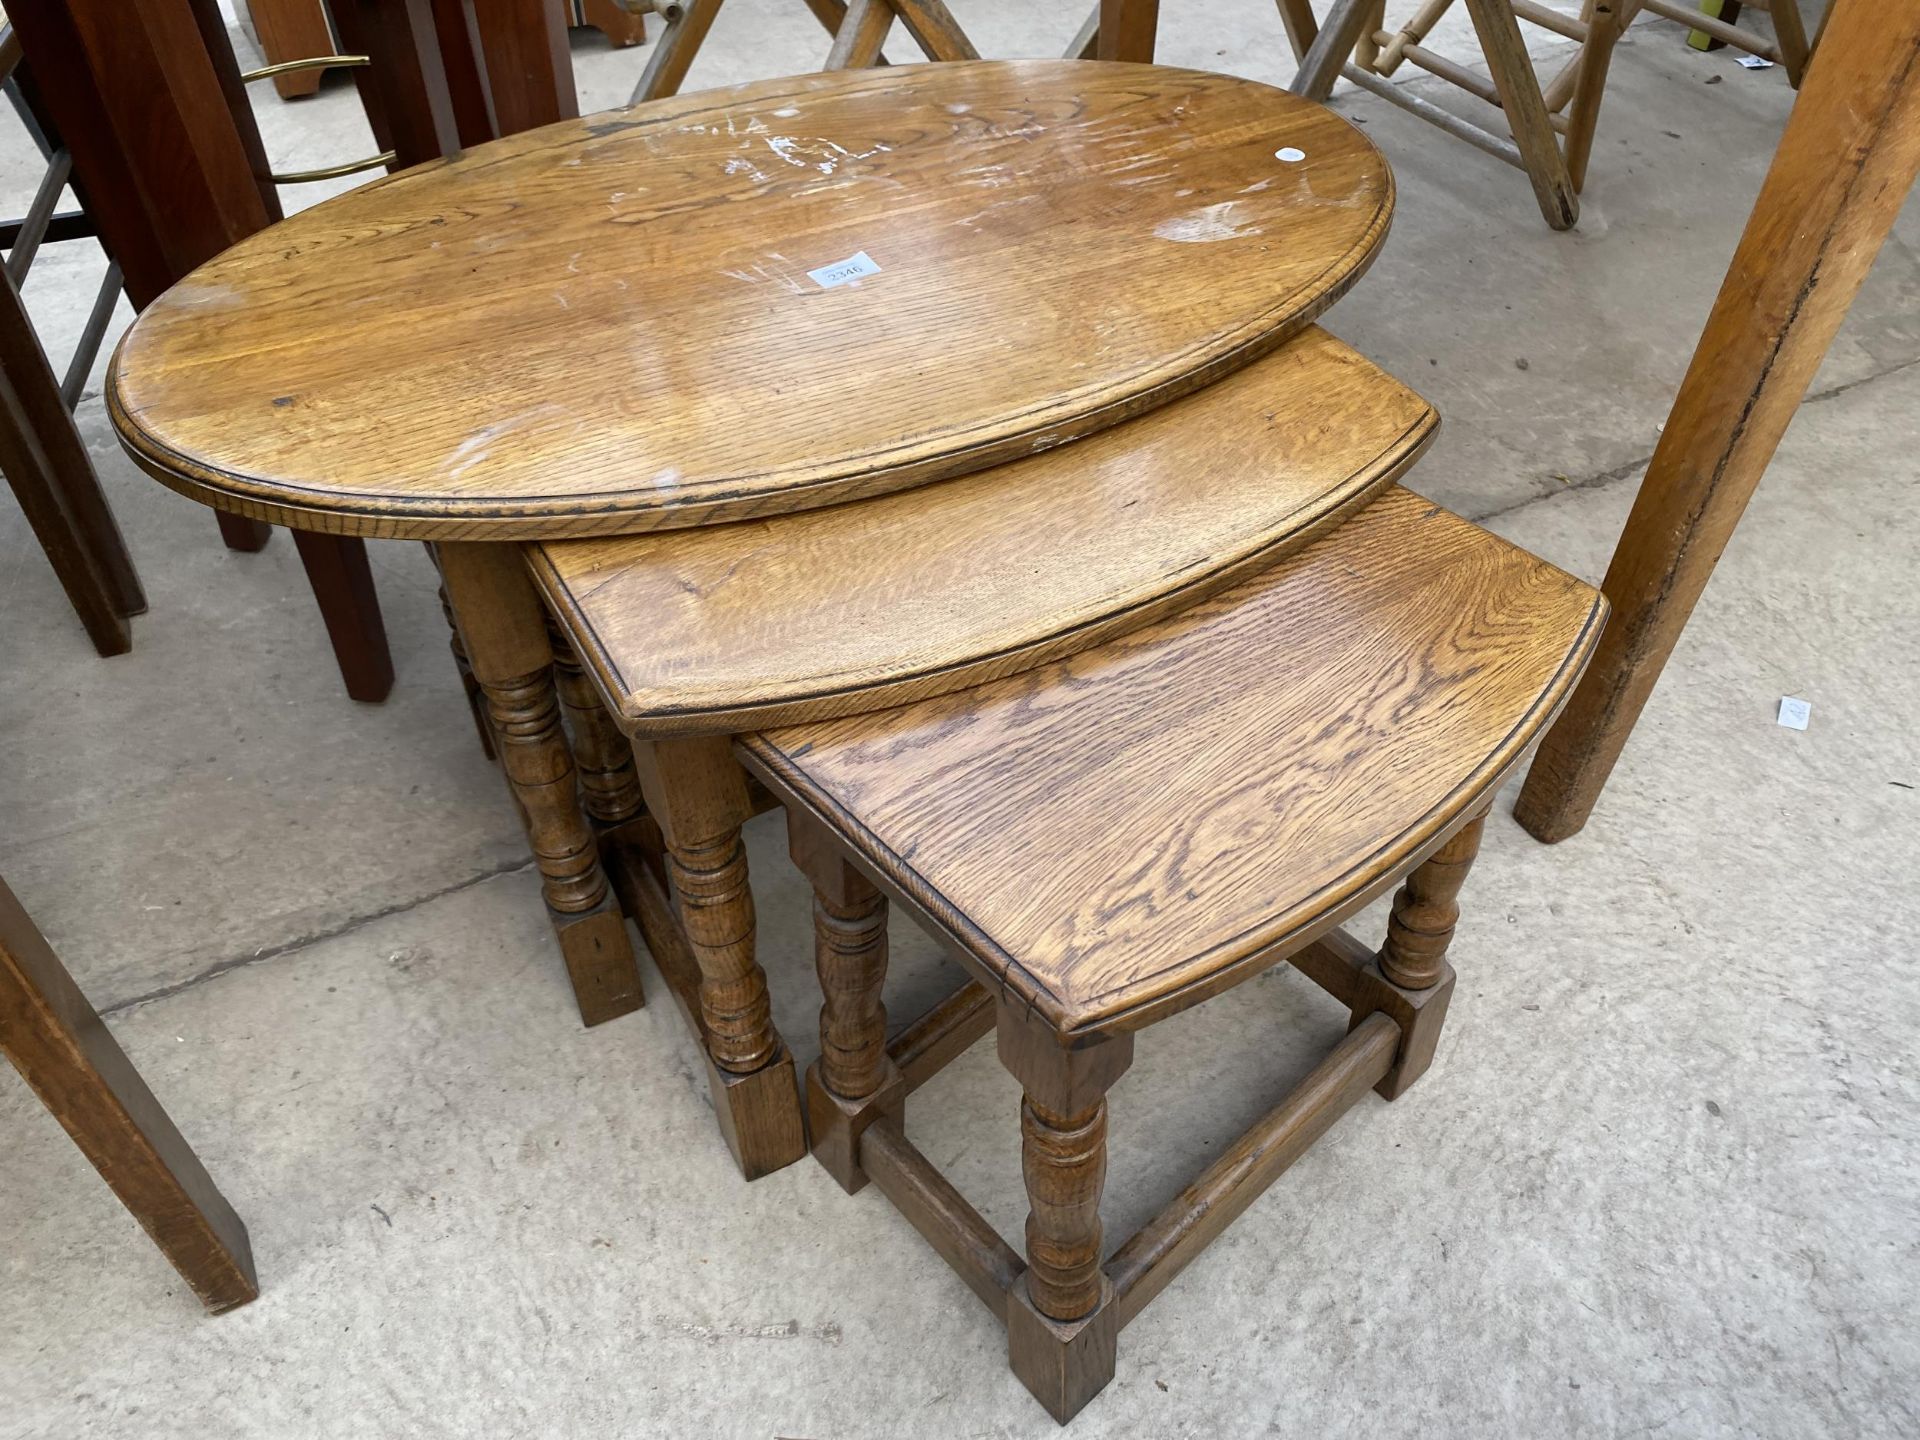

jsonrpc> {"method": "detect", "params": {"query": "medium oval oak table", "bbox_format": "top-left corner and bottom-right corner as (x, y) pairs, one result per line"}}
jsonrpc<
(107, 60), (1394, 1175)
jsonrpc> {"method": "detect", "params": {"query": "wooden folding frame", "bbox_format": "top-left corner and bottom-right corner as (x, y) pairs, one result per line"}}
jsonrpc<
(1515, 0), (1918, 840)
(630, 0), (1161, 104)
(1287, 0), (1631, 229)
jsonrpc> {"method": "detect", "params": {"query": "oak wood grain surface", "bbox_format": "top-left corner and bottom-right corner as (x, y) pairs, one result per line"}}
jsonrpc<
(108, 60), (1392, 540)
(744, 487), (1605, 1035)
(529, 328), (1436, 735)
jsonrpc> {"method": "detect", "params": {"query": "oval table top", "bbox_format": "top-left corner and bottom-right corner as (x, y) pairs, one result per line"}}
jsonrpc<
(530, 328), (1437, 736)
(109, 61), (1392, 540)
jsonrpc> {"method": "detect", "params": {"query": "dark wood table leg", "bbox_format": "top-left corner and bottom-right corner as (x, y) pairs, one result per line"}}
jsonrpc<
(1515, 0), (1920, 841)
(290, 530), (395, 704)
(0, 877), (258, 1314)
(437, 541), (642, 1027)
(628, 736), (807, 1179)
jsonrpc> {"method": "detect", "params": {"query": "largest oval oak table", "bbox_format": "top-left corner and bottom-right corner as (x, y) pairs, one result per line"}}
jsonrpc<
(107, 59), (1394, 1174)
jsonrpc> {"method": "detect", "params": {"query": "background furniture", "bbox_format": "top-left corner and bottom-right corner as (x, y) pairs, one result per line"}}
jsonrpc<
(1, 876), (258, 1315)
(1514, 0), (1919, 840)
(242, 0), (647, 100)
(3, 0), (395, 702)
(0, 27), (144, 656)
(631, 0), (1161, 103)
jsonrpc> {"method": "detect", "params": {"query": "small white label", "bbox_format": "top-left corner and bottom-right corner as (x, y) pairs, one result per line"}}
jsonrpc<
(1275, 146), (1307, 163)
(1736, 54), (1775, 69)
(1777, 696), (1811, 730)
(807, 250), (881, 289)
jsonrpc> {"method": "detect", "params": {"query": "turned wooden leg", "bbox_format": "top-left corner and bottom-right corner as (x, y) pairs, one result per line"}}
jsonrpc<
(631, 736), (806, 1179)
(436, 542), (641, 1027)
(788, 808), (899, 1193)
(547, 620), (645, 833)
(0, 877), (257, 1314)
(997, 1006), (1134, 1424)
(1348, 812), (1487, 1099)
(440, 578), (495, 761)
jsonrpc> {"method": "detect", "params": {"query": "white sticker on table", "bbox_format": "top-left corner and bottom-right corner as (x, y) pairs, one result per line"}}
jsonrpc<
(808, 251), (881, 289)
(1777, 696), (1811, 731)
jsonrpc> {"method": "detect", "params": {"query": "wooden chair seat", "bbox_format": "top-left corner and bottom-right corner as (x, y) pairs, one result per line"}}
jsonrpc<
(745, 486), (1604, 1037)
(530, 329), (1437, 737)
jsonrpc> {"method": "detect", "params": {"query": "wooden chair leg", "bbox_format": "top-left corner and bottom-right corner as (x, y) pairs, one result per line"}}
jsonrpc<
(997, 1006), (1134, 1424)
(631, 736), (807, 1179)
(463, 0), (577, 134)
(1097, 0), (1160, 60)
(0, 877), (258, 1314)
(441, 579), (496, 760)
(1273, 0), (1321, 59)
(888, 0), (979, 60)
(631, 0), (723, 103)
(1516, 0), (1920, 841)
(1291, 0), (1383, 98)
(290, 530), (396, 704)
(787, 808), (899, 1193)
(1465, 0), (1580, 229)
(0, 374), (132, 657)
(825, 0), (894, 68)
(1347, 811), (1486, 1098)
(214, 511), (272, 552)
(437, 541), (643, 1026)
(1563, 0), (1628, 192)
(0, 265), (145, 642)
(1769, 0), (1812, 85)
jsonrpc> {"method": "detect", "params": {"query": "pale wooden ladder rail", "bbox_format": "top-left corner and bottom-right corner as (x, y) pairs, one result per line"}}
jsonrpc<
(1286, 0), (1637, 228)
(1514, 0), (1920, 840)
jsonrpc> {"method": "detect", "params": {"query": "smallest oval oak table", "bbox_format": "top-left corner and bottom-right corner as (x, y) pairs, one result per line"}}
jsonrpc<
(107, 59), (1393, 1172)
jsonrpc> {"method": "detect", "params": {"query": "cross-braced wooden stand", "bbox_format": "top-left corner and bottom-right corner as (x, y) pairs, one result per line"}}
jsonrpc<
(631, 0), (1161, 102)
(1286, 0), (1632, 227)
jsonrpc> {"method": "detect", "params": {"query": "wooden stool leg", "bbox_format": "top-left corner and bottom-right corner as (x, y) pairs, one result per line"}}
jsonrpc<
(290, 530), (396, 704)
(547, 622), (645, 834)
(1348, 811), (1487, 1099)
(633, 736), (807, 1179)
(631, 0), (723, 103)
(0, 878), (258, 1314)
(1465, 0), (1580, 229)
(997, 1006), (1134, 1424)
(1292, 0), (1383, 98)
(437, 541), (641, 1027)
(440, 579), (496, 760)
(1770, 0), (1812, 86)
(787, 808), (899, 1193)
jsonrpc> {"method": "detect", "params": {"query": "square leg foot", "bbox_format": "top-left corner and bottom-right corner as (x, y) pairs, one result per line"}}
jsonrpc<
(708, 1042), (809, 1181)
(553, 895), (645, 1028)
(1007, 1276), (1118, 1424)
(806, 1058), (905, 1194)
(1348, 959), (1455, 1100)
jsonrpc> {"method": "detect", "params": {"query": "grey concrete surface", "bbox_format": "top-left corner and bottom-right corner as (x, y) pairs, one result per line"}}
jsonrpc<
(3, 2), (1916, 1436)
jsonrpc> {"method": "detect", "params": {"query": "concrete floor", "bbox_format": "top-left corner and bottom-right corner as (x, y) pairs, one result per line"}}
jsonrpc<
(4, 3), (1917, 1436)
